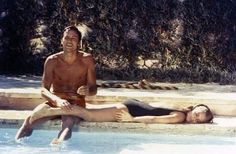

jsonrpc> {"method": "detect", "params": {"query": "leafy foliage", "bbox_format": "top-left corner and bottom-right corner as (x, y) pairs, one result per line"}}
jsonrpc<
(0, 0), (235, 83)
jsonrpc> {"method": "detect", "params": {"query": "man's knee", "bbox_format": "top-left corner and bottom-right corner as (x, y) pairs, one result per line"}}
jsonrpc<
(61, 116), (76, 127)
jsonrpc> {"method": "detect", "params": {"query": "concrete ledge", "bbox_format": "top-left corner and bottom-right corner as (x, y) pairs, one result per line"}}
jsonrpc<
(1, 75), (236, 116)
(1, 89), (236, 116)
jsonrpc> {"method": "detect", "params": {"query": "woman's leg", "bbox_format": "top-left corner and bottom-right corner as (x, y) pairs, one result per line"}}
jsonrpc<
(30, 103), (128, 123)
(15, 103), (57, 140)
(85, 105), (128, 122)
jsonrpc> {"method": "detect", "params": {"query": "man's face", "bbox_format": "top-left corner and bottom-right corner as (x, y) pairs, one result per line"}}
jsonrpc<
(61, 29), (80, 53)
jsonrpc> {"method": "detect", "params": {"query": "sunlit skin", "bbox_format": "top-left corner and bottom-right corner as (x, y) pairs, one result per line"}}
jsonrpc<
(15, 26), (97, 143)
(42, 28), (97, 109)
(43, 29), (97, 97)
(186, 106), (209, 123)
(28, 102), (213, 125)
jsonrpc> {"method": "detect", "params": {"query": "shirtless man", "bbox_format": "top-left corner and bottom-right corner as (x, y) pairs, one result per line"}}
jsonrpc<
(15, 26), (97, 143)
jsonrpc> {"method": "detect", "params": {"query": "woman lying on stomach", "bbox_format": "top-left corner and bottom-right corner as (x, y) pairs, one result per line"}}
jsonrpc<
(29, 98), (214, 124)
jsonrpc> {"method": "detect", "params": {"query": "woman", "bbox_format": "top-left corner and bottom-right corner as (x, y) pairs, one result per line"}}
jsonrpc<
(16, 99), (213, 144)
(29, 99), (214, 124)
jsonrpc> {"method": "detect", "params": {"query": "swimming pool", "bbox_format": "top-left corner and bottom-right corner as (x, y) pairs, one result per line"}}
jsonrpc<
(0, 128), (236, 154)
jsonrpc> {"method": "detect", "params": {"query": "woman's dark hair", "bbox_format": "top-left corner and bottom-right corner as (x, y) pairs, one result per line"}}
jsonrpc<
(181, 104), (214, 123)
(63, 26), (82, 41)
(193, 104), (214, 123)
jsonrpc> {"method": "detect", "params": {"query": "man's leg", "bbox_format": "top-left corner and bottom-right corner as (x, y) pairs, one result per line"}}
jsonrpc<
(15, 103), (55, 140)
(15, 116), (33, 140)
(51, 115), (80, 144)
(58, 115), (75, 140)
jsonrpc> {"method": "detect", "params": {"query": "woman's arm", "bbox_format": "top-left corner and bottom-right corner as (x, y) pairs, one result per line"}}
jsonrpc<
(116, 110), (186, 124)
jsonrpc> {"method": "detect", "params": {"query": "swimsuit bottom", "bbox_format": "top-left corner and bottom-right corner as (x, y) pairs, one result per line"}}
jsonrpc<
(47, 92), (86, 108)
(123, 99), (176, 117)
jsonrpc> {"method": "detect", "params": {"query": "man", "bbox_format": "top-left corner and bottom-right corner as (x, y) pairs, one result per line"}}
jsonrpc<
(15, 26), (97, 143)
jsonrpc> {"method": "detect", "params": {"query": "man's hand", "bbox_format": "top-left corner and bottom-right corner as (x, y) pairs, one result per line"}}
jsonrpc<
(77, 85), (89, 96)
(115, 110), (134, 122)
(55, 99), (72, 110)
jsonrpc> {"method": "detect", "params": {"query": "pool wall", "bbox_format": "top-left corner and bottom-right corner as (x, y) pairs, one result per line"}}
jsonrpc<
(0, 76), (236, 137)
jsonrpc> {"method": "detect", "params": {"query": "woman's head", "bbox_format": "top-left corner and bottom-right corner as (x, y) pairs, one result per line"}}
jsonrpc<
(185, 104), (213, 123)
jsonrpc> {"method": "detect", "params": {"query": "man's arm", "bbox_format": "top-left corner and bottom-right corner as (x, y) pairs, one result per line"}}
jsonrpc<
(86, 55), (97, 95)
(77, 54), (97, 96)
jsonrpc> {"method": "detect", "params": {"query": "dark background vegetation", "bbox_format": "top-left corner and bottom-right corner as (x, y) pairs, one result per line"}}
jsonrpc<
(0, 0), (235, 84)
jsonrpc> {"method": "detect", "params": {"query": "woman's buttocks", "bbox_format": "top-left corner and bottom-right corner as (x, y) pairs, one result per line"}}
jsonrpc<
(123, 99), (175, 117)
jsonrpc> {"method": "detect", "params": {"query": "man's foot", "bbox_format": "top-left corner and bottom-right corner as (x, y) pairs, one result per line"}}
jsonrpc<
(50, 138), (63, 146)
(15, 116), (33, 140)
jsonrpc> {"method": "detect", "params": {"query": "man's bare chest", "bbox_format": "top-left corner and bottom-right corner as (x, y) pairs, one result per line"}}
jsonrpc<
(53, 62), (87, 82)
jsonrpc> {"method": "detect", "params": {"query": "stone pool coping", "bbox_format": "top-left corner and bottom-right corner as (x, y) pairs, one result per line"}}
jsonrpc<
(1, 75), (236, 115)
(0, 75), (236, 136)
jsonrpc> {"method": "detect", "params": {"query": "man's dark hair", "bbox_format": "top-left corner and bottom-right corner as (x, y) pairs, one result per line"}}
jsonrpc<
(64, 26), (82, 41)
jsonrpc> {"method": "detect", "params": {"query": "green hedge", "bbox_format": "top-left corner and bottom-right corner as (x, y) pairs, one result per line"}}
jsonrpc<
(0, 0), (235, 84)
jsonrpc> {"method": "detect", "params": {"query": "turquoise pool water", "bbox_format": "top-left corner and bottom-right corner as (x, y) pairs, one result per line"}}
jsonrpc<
(0, 128), (236, 154)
